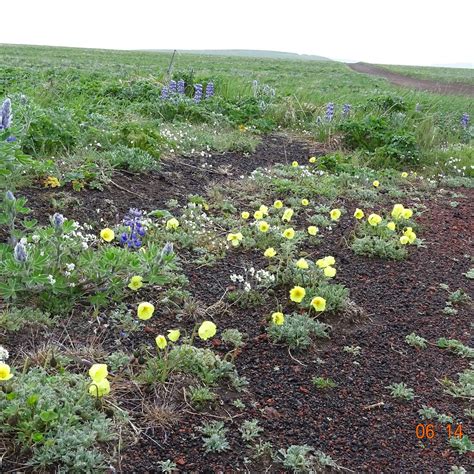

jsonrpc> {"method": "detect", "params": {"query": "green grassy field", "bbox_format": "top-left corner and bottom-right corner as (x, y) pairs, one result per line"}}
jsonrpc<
(379, 63), (474, 85)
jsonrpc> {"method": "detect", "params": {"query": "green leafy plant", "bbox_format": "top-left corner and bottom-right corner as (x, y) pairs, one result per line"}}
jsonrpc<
(387, 382), (414, 401)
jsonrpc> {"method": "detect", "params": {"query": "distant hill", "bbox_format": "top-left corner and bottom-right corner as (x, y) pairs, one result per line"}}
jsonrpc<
(144, 49), (331, 61)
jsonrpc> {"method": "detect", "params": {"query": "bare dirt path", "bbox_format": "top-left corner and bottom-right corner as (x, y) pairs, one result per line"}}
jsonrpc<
(348, 62), (474, 96)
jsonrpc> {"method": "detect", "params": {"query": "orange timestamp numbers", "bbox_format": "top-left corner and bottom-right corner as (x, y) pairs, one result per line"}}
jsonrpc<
(416, 423), (463, 440)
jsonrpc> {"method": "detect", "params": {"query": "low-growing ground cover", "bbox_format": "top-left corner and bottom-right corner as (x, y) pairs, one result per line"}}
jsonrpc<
(0, 45), (473, 472)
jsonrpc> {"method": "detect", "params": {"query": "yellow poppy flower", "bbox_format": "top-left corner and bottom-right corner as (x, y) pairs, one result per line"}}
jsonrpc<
(307, 226), (318, 236)
(258, 221), (270, 233)
(291, 161), (299, 167)
(241, 211), (250, 220)
(400, 235), (409, 245)
(296, 258), (309, 269)
(368, 213), (382, 226)
(309, 156), (317, 163)
(330, 209), (341, 221)
(353, 208), (364, 220)
(227, 232), (243, 246)
(402, 209), (413, 219)
(301, 199), (309, 206)
(387, 221), (396, 231)
(166, 218), (180, 230)
(100, 228), (115, 242)
(137, 302), (155, 320)
(198, 321), (217, 340)
(282, 228), (295, 239)
(289, 286), (306, 303)
(271, 312), (285, 325)
(88, 378), (111, 398)
(254, 210), (264, 220)
(311, 296), (327, 312)
(264, 247), (276, 258)
(155, 335), (167, 350)
(0, 362), (13, 381)
(373, 180), (380, 188)
(324, 266), (337, 278)
(89, 363), (108, 382)
(316, 256), (335, 268)
(128, 275), (143, 291)
(259, 205), (269, 216)
(401, 172), (408, 178)
(391, 204), (405, 220)
(167, 329), (180, 342)
(273, 200), (283, 209)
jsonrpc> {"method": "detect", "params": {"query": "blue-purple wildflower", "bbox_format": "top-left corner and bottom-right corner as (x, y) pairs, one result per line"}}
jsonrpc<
(194, 84), (203, 103)
(160, 242), (174, 260)
(205, 82), (214, 99)
(169, 80), (177, 94)
(0, 98), (12, 130)
(6, 136), (16, 142)
(342, 104), (351, 118)
(325, 102), (335, 122)
(177, 79), (185, 95)
(14, 241), (28, 263)
(52, 213), (65, 229)
(6, 191), (15, 201)
(160, 86), (169, 100)
(120, 208), (146, 249)
(461, 113), (470, 129)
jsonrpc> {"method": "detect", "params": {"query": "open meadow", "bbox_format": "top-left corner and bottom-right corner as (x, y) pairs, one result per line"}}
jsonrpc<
(0, 44), (473, 472)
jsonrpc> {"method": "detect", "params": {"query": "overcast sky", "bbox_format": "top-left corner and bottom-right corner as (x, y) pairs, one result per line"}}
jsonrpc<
(2, 0), (473, 67)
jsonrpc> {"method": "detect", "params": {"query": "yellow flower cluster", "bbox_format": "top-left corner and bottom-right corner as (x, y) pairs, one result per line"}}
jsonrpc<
(400, 227), (417, 245)
(391, 204), (413, 220)
(88, 363), (110, 398)
(155, 329), (181, 350)
(316, 255), (337, 278)
(44, 176), (61, 188)
(289, 286), (327, 312)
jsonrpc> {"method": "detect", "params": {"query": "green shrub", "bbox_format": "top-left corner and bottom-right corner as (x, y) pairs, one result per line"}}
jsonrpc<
(268, 313), (330, 350)
(0, 368), (117, 471)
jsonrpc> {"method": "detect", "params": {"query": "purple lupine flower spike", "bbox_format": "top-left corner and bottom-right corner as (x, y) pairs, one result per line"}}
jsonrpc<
(169, 80), (177, 94)
(6, 136), (16, 142)
(461, 113), (470, 129)
(194, 84), (203, 103)
(121, 208), (146, 249)
(14, 241), (28, 262)
(52, 213), (65, 229)
(160, 86), (169, 100)
(177, 79), (185, 95)
(342, 104), (351, 118)
(0, 98), (12, 130)
(325, 103), (335, 122)
(205, 82), (214, 99)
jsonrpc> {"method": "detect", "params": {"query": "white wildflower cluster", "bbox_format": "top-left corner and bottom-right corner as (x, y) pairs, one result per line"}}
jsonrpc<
(64, 262), (75, 277)
(230, 266), (275, 292)
(63, 221), (96, 249)
(0, 345), (9, 361)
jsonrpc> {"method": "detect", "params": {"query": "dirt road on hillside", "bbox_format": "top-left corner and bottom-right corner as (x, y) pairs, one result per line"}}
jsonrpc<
(348, 62), (474, 96)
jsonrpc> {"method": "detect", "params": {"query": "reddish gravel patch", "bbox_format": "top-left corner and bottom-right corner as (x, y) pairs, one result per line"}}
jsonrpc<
(348, 62), (474, 96)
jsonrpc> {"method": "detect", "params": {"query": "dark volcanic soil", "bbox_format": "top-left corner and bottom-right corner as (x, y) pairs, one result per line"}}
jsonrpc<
(2, 135), (473, 472)
(348, 62), (474, 96)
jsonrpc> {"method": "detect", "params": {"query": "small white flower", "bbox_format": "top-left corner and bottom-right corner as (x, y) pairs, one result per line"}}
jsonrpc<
(66, 263), (75, 271)
(20, 237), (27, 245)
(47, 274), (56, 285)
(32, 234), (40, 243)
(0, 345), (9, 361)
